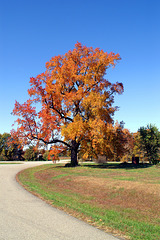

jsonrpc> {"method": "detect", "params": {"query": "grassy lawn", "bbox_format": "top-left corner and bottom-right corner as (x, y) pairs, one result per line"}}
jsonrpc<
(17, 162), (160, 240)
(0, 162), (22, 164)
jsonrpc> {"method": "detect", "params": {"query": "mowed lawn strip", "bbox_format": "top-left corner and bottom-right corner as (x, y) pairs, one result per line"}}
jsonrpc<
(0, 162), (22, 164)
(17, 163), (160, 240)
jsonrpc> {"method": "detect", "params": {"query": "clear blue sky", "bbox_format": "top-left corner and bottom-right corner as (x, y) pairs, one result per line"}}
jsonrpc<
(0, 0), (160, 134)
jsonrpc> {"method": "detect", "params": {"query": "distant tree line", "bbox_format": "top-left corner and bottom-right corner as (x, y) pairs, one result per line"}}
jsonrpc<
(0, 124), (160, 164)
(0, 133), (48, 161)
(0, 133), (24, 161)
(0, 122), (160, 164)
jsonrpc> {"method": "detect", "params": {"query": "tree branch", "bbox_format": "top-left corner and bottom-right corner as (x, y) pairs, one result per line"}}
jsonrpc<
(31, 135), (71, 149)
(44, 98), (73, 122)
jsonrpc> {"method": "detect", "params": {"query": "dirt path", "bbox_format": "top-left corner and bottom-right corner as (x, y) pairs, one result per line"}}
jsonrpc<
(0, 162), (121, 240)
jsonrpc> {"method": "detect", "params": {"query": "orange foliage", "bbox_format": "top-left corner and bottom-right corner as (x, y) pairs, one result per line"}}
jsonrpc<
(12, 42), (123, 166)
(79, 121), (133, 161)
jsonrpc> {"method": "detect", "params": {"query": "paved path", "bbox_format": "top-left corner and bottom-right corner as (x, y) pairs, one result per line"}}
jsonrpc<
(0, 162), (121, 240)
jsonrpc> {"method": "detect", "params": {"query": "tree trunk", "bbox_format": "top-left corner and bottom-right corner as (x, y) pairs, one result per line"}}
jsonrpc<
(71, 140), (79, 167)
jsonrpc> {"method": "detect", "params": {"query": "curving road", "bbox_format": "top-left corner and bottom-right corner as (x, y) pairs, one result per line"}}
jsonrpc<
(0, 162), (121, 240)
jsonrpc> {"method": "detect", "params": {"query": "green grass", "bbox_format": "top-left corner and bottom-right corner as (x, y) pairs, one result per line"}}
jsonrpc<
(0, 162), (22, 164)
(17, 163), (160, 240)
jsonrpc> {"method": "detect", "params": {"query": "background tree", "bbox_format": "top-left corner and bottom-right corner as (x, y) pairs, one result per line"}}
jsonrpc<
(0, 133), (10, 155)
(12, 42), (123, 166)
(131, 132), (145, 162)
(79, 121), (133, 162)
(111, 122), (133, 161)
(121, 128), (134, 162)
(138, 124), (160, 164)
(23, 146), (39, 161)
(43, 150), (49, 161)
(0, 133), (23, 160)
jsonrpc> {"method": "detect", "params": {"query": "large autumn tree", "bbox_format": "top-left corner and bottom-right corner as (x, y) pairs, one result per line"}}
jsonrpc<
(12, 42), (123, 166)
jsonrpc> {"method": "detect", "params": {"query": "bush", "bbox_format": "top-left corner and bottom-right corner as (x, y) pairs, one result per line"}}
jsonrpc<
(42, 151), (49, 161)
(23, 146), (39, 161)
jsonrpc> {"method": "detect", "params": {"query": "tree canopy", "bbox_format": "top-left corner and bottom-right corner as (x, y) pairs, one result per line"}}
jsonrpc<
(0, 133), (23, 161)
(12, 42), (123, 166)
(138, 124), (160, 164)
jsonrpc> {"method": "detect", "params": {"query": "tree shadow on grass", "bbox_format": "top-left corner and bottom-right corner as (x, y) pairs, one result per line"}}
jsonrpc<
(47, 162), (153, 170)
(83, 162), (153, 170)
